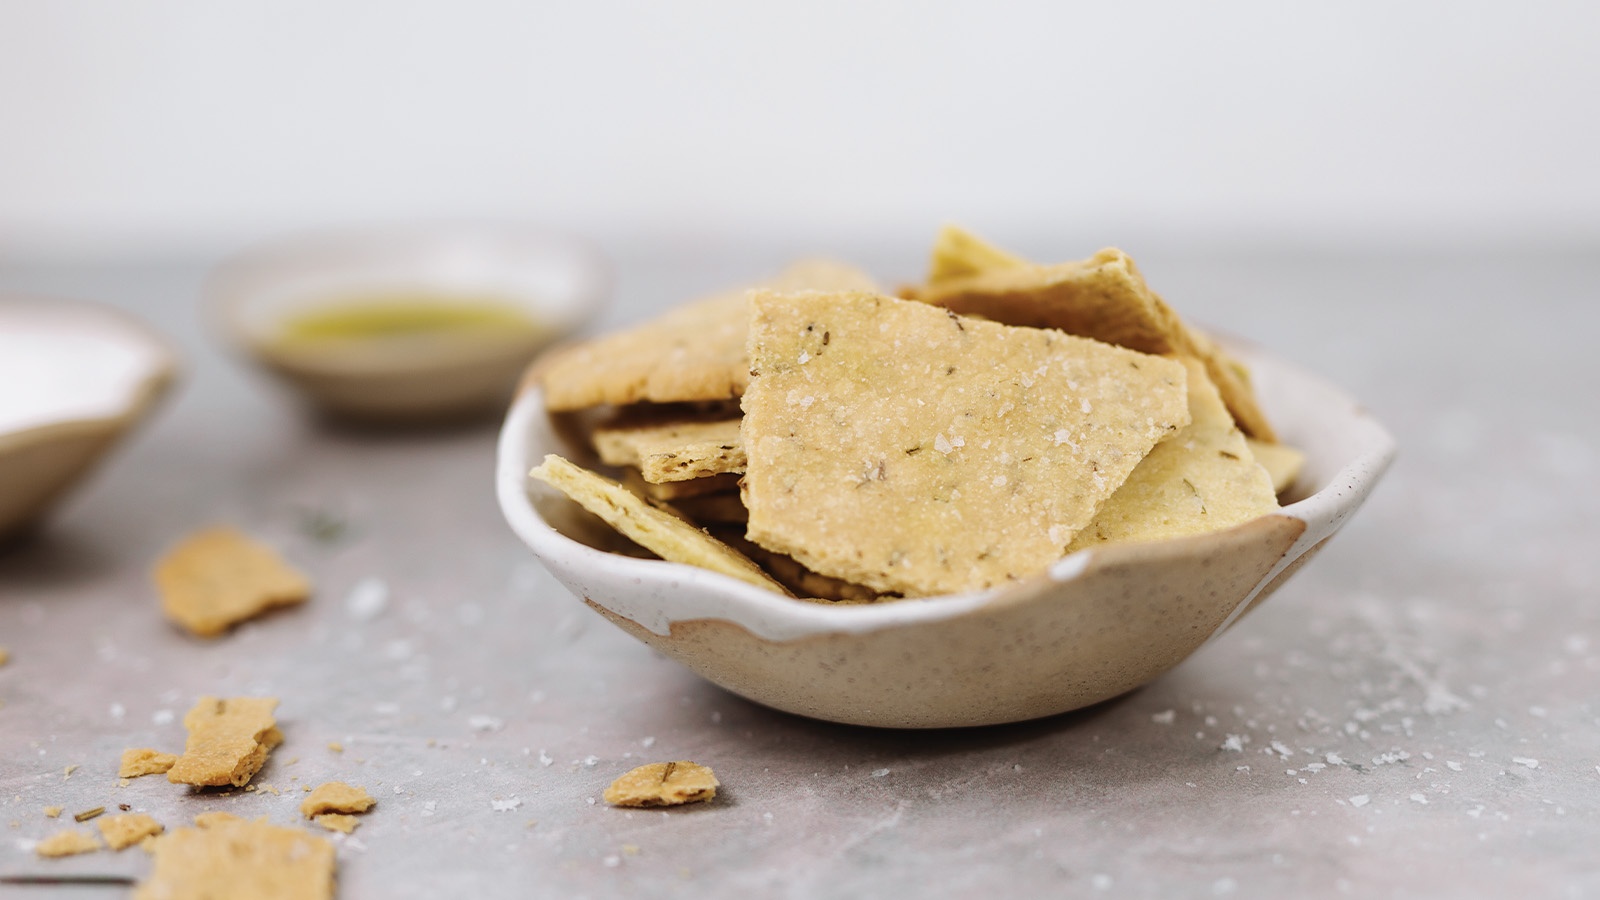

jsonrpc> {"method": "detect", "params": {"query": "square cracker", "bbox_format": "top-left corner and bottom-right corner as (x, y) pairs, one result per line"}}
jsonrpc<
(1246, 437), (1306, 494)
(594, 416), (745, 483)
(1067, 357), (1280, 550)
(530, 454), (790, 596)
(742, 290), (1190, 596)
(540, 259), (878, 410)
(154, 527), (311, 638)
(136, 816), (334, 900)
(167, 696), (281, 788)
(914, 246), (1277, 442)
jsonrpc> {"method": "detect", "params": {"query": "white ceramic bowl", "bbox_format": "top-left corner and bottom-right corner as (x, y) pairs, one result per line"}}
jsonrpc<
(0, 297), (178, 544)
(497, 339), (1394, 728)
(208, 224), (610, 422)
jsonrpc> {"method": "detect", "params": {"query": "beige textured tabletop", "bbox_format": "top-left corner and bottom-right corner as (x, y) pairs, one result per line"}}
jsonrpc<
(1, 241), (1596, 898)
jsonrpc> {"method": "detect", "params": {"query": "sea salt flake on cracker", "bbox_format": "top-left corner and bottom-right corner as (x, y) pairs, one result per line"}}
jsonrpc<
(916, 246), (1276, 441)
(540, 260), (878, 411)
(300, 782), (375, 818)
(120, 747), (179, 778)
(594, 417), (745, 483)
(603, 761), (719, 807)
(154, 527), (311, 638)
(135, 817), (334, 900)
(742, 290), (1189, 596)
(531, 455), (790, 596)
(98, 813), (165, 850)
(1068, 357), (1279, 550)
(166, 696), (280, 788)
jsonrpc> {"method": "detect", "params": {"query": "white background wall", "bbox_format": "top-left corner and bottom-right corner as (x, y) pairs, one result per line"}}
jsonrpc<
(2, 0), (1597, 258)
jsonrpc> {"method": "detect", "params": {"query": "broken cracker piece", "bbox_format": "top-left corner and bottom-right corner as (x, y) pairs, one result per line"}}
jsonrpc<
(594, 417), (746, 483)
(136, 816), (334, 900)
(743, 290), (1190, 596)
(98, 812), (164, 850)
(167, 696), (280, 788)
(915, 245), (1276, 442)
(1247, 438), (1306, 495)
(312, 813), (359, 834)
(531, 454), (791, 596)
(191, 811), (242, 829)
(154, 527), (311, 638)
(603, 761), (719, 808)
(925, 223), (1029, 285)
(120, 747), (179, 778)
(35, 828), (102, 857)
(1068, 358), (1280, 550)
(540, 260), (878, 411)
(300, 782), (375, 818)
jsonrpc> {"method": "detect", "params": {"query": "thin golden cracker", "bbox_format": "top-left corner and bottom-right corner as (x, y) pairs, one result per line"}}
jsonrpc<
(166, 696), (280, 788)
(154, 527), (311, 638)
(603, 761), (719, 807)
(916, 246), (1277, 441)
(312, 813), (359, 833)
(1247, 437), (1306, 495)
(119, 747), (178, 778)
(716, 529), (881, 603)
(742, 290), (1189, 596)
(594, 417), (746, 483)
(622, 469), (741, 501)
(1068, 358), (1280, 550)
(300, 782), (375, 818)
(98, 813), (164, 851)
(540, 260), (878, 410)
(531, 455), (791, 596)
(35, 829), (102, 857)
(135, 817), (335, 900)
(925, 223), (1029, 285)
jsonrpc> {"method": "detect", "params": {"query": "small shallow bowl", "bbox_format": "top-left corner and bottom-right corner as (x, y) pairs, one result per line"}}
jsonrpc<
(208, 224), (610, 423)
(0, 297), (178, 544)
(497, 339), (1394, 728)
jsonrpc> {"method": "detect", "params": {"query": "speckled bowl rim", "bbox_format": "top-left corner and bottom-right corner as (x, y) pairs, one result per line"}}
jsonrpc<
(497, 339), (1395, 643)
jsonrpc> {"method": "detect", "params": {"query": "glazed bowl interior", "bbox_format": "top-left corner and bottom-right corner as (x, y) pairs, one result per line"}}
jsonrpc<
(0, 298), (178, 543)
(496, 338), (1394, 727)
(208, 224), (610, 421)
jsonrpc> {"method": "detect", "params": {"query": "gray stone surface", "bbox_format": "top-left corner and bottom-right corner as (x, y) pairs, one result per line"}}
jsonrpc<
(1, 243), (1596, 898)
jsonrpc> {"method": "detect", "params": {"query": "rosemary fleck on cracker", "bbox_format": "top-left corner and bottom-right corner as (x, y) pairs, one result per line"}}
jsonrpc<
(166, 696), (281, 789)
(154, 528), (311, 638)
(742, 290), (1190, 596)
(531, 455), (790, 596)
(1068, 357), (1280, 550)
(540, 260), (877, 410)
(603, 761), (719, 807)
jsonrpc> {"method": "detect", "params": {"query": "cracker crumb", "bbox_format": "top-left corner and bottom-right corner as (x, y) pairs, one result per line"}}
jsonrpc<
(154, 527), (312, 638)
(98, 812), (164, 850)
(137, 816), (334, 900)
(43, 806), (63, 818)
(120, 747), (179, 778)
(327, 742), (343, 753)
(0, 647), (8, 666)
(312, 813), (359, 834)
(63, 764), (79, 779)
(35, 828), (102, 857)
(166, 696), (281, 788)
(300, 782), (374, 818)
(603, 761), (719, 808)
